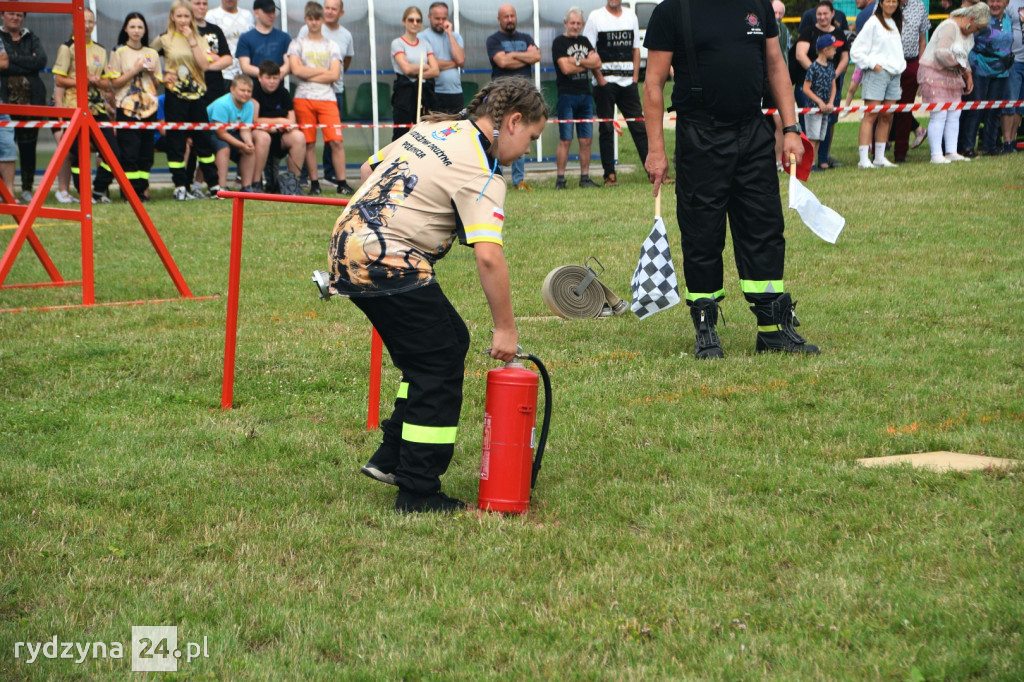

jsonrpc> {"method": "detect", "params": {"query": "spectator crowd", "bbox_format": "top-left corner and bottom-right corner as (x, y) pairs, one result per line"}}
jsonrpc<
(0, 0), (1020, 203)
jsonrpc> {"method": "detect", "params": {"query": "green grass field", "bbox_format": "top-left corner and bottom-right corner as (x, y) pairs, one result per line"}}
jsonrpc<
(1, 123), (1022, 680)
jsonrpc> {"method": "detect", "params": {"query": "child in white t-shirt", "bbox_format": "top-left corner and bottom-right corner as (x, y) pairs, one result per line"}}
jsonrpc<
(286, 2), (345, 196)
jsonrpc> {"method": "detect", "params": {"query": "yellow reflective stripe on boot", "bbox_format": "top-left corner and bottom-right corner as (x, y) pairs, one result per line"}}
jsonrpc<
(197, 154), (216, 164)
(402, 423), (457, 444)
(396, 381), (409, 399)
(740, 280), (784, 295)
(758, 325), (782, 333)
(685, 288), (725, 302)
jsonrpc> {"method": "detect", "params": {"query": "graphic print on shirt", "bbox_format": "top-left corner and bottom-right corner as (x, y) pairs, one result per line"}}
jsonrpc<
(122, 72), (159, 118)
(331, 158), (437, 292)
(595, 30), (633, 77)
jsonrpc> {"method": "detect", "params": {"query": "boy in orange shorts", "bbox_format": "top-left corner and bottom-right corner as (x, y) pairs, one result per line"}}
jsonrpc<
(286, 1), (350, 195)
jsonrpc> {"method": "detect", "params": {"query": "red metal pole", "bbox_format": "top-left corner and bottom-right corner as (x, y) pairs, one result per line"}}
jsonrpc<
(0, 112), (84, 287)
(72, 5), (93, 305)
(367, 328), (383, 430)
(87, 116), (194, 297)
(221, 197), (245, 409)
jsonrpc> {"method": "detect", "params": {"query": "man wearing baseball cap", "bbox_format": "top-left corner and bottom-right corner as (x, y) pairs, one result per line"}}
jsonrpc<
(236, 0), (292, 78)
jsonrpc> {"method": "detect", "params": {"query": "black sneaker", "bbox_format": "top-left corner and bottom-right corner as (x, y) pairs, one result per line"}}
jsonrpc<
(336, 181), (355, 196)
(360, 463), (396, 486)
(579, 176), (598, 188)
(554, 177), (567, 190)
(395, 490), (467, 514)
(309, 181), (322, 196)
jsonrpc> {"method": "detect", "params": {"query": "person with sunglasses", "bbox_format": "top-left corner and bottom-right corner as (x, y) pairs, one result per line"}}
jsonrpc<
(390, 6), (439, 142)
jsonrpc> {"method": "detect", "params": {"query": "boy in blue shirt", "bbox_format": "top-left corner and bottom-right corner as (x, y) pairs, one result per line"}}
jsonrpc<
(802, 35), (840, 172)
(207, 73), (257, 192)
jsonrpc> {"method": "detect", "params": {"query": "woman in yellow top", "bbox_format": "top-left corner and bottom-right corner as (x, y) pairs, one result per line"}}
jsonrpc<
(152, 0), (220, 200)
(326, 77), (548, 514)
(52, 8), (120, 203)
(107, 12), (163, 202)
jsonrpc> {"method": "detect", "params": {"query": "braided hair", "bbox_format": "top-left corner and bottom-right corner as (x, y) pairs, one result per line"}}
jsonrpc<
(422, 77), (549, 130)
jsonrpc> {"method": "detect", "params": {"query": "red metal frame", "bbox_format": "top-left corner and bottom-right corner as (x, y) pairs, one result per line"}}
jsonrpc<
(0, 2), (194, 310)
(216, 191), (384, 431)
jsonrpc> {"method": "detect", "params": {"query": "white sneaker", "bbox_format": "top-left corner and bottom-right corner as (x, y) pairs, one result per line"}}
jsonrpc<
(930, 156), (951, 164)
(858, 160), (876, 169)
(55, 190), (76, 204)
(873, 157), (897, 168)
(944, 153), (970, 162)
(360, 464), (397, 486)
(19, 190), (33, 203)
(173, 186), (196, 201)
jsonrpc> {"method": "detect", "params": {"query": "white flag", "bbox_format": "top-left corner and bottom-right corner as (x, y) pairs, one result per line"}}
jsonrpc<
(788, 174), (845, 244)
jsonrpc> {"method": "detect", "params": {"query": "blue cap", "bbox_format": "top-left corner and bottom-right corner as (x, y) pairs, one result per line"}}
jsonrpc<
(816, 34), (844, 50)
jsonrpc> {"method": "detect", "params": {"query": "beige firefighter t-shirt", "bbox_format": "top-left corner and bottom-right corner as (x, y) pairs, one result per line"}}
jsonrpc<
(329, 119), (507, 297)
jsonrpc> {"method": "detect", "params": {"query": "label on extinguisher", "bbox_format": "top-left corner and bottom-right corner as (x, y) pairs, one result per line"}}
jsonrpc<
(530, 427), (536, 450)
(480, 413), (492, 480)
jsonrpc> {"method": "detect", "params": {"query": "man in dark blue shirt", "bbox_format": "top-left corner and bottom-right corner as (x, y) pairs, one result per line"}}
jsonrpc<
(485, 4), (540, 189)
(236, 0), (291, 78)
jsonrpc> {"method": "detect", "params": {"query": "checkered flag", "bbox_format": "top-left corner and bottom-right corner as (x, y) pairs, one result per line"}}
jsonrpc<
(630, 215), (681, 320)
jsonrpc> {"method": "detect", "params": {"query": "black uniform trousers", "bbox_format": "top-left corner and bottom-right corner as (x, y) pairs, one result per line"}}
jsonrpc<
(391, 78), (435, 142)
(164, 93), (218, 189)
(674, 112), (787, 321)
(353, 282), (470, 495)
(116, 110), (156, 196)
(70, 127), (119, 197)
(594, 82), (648, 177)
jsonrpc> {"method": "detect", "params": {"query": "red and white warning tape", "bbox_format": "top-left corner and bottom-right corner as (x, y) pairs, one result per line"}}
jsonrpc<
(1, 100), (1019, 131)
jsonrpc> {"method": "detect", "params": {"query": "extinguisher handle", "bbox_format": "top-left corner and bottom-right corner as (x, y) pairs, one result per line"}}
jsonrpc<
(480, 343), (524, 358)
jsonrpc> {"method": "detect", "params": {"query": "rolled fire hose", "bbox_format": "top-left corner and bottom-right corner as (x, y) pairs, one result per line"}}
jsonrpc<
(542, 256), (629, 319)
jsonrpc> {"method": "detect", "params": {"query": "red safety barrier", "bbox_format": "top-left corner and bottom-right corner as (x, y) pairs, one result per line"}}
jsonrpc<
(1, 99), (1020, 132)
(217, 191), (383, 430)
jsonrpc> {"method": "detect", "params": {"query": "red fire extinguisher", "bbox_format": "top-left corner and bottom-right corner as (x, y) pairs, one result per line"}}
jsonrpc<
(478, 352), (552, 514)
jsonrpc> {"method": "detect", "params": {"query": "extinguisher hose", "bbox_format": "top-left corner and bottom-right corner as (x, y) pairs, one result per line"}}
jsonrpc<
(525, 354), (552, 490)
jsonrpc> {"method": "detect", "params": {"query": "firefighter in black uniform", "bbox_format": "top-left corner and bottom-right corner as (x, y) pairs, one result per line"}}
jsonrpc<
(642, 0), (820, 359)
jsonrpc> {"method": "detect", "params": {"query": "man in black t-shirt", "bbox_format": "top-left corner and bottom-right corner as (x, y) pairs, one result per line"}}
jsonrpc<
(552, 8), (601, 189)
(643, 0), (819, 359)
(252, 61), (306, 188)
(192, 0), (234, 192)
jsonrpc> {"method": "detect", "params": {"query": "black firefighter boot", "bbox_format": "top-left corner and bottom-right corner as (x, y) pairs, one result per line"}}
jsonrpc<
(690, 297), (724, 359)
(751, 293), (820, 354)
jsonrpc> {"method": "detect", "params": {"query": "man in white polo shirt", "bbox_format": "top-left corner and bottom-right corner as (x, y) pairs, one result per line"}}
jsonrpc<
(207, 0), (255, 80)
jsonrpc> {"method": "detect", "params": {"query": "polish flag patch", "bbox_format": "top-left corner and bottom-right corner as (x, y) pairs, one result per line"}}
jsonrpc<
(492, 207), (504, 222)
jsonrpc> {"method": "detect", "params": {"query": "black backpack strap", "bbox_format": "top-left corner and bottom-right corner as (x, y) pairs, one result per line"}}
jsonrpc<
(678, 0), (703, 105)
